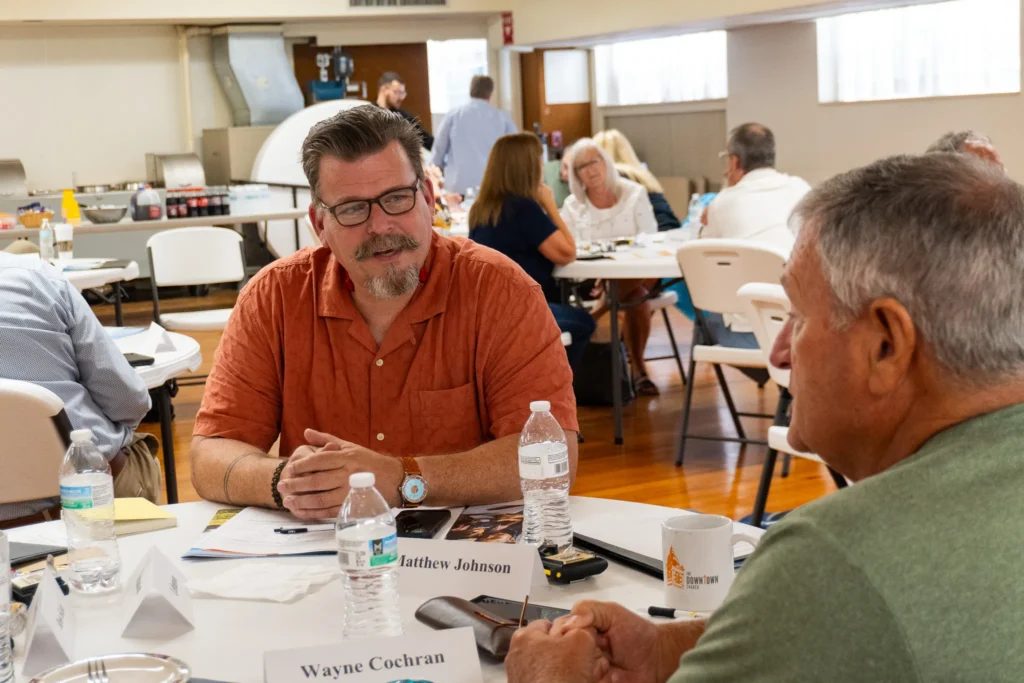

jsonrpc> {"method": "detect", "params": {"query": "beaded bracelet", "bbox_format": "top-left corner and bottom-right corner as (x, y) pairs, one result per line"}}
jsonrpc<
(271, 459), (288, 509)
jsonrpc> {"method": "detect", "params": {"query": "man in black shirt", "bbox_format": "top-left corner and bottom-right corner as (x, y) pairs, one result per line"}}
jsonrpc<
(376, 71), (434, 151)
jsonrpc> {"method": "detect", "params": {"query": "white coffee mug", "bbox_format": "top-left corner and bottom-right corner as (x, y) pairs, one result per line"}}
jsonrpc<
(662, 514), (760, 612)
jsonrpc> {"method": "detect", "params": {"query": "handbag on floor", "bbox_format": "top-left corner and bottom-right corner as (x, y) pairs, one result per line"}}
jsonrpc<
(572, 340), (636, 407)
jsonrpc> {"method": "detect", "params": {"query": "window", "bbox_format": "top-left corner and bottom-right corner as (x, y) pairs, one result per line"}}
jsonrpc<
(427, 39), (489, 114)
(817, 0), (1020, 103)
(594, 31), (728, 107)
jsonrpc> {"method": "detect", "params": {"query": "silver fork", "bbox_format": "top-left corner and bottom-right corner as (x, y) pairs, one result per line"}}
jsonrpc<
(86, 658), (110, 683)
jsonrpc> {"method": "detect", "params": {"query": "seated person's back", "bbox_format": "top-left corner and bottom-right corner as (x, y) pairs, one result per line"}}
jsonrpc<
(0, 253), (158, 519)
(468, 133), (594, 372)
(702, 122), (809, 252)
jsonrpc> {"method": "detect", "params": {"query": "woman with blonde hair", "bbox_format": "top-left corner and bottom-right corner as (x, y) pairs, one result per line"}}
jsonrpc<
(560, 137), (661, 395)
(594, 129), (681, 231)
(469, 133), (595, 371)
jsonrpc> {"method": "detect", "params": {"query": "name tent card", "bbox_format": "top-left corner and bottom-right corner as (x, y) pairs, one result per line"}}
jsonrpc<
(264, 627), (482, 683)
(22, 565), (76, 677)
(397, 538), (543, 600)
(120, 546), (195, 638)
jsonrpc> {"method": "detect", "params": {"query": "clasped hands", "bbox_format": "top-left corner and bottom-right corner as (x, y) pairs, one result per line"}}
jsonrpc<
(276, 428), (404, 519)
(506, 600), (673, 683)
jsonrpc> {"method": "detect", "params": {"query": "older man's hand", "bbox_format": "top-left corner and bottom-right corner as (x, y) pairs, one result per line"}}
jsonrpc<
(277, 429), (404, 519)
(550, 601), (668, 683)
(505, 619), (608, 683)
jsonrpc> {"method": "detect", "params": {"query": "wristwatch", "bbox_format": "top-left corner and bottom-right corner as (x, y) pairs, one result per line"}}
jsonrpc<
(399, 456), (428, 507)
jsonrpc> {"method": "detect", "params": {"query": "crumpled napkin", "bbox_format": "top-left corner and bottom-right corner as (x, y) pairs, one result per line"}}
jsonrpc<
(189, 563), (341, 603)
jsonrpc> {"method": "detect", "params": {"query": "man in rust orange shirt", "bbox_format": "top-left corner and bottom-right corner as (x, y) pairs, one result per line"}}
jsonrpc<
(191, 105), (578, 519)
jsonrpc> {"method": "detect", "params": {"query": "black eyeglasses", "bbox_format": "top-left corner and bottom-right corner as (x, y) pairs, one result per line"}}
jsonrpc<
(321, 183), (420, 227)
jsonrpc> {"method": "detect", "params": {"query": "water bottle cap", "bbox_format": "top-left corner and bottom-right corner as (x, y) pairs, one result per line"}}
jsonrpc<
(70, 429), (94, 443)
(530, 400), (551, 413)
(349, 472), (375, 489)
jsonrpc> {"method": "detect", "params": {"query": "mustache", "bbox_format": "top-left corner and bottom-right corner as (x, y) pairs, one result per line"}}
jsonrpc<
(354, 233), (421, 261)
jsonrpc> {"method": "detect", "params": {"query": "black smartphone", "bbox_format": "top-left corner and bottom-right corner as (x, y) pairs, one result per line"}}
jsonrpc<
(471, 595), (570, 623)
(123, 352), (155, 367)
(395, 509), (452, 539)
(11, 542), (67, 567)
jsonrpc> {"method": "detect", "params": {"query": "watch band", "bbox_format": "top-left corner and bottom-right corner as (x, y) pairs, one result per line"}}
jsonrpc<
(401, 456), (422, 477)
(400, 456), (426, 507)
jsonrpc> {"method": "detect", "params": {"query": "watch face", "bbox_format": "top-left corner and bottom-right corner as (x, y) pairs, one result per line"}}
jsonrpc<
(402, 475), (427, 503)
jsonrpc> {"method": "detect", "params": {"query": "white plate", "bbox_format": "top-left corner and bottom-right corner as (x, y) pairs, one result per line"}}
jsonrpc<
(29, 653), (191, 682)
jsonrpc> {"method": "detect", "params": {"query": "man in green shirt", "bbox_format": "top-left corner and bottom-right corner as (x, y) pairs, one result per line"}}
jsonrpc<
(506, 152), (1024, 682)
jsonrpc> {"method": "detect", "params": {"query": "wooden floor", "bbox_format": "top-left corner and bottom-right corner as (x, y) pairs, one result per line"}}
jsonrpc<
(91, 289), (837, 521)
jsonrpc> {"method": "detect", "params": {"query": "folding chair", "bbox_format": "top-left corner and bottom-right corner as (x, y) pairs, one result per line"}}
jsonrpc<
(674, 240), (788, 466)
(0, 379), (72, 523)
(644, 290), (687, 385)
(147, 227), (246, 332)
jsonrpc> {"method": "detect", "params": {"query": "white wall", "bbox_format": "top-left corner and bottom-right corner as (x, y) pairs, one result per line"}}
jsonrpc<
(0, 25), (230, 191)
(727, 20), (1024, 184)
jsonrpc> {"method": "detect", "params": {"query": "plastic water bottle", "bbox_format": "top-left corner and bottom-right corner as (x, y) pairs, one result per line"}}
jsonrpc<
(686, 193), (703, 226)
(38, 218), (55, 261)
(336, 473), (402, 638)
(0, 529), (11, 683)
(462, 186), (476, 211)
(59, 429), (121, 594)
(519, 401), (573, 553)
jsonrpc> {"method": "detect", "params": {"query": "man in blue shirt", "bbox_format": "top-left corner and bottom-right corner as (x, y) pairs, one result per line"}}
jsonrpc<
(432, 75), (517, 196)
(0, 253), (162, 522)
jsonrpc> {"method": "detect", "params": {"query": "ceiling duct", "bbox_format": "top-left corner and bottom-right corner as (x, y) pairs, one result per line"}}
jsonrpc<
(212, 26), (305, 127)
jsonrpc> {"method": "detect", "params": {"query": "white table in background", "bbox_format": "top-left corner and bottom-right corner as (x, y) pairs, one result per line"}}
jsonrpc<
(107, 328), (202, 505)
(553, 231), (692, 444)
(63, 258), (140, 326)
(7, 497), (762, 683)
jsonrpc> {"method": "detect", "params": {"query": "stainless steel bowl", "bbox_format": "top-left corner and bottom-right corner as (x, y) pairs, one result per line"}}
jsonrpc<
(81, 206), (128, 224)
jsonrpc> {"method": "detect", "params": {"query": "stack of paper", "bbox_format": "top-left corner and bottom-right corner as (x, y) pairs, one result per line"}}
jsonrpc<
(185, 508), (336, 560)
(114, 498), (177, 536)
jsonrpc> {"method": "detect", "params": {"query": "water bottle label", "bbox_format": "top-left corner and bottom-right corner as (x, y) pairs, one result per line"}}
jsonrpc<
(338, 532), (398, 569)
(60, 482), (114, 510)
(519, 444), (569, 480)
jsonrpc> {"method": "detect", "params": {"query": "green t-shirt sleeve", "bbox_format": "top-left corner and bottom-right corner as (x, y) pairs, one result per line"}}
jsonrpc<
(668, 519), (921, 683)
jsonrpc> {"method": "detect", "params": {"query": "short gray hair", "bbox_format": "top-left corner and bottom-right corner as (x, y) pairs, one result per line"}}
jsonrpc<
(794, 153), (1024, 383)
(301, 104), (424, 202)
(727, 123), (775, 172)
(927, 130), (992, 155)
(565, 138), (621, 202)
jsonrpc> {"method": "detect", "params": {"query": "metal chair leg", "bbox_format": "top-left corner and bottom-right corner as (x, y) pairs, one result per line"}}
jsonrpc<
(828, 467), (849, 489)
(713, 364), (747, 440)
(781, 453), (792, 478)
(750, 448), (778, 528)
(661, 308), (687, 386)
(675, 356), (699, 467)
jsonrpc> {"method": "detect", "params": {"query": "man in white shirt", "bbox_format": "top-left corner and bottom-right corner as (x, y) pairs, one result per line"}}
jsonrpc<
(698, 123), (809, 379)
(431, 75), (517, 196)
(701, 123), (810, 252)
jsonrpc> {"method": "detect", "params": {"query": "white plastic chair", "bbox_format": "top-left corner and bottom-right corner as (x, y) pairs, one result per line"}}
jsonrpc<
(0, 379), (71, 520)
(146, 227), (246, 331)
(674, 239), (788, 466)
(738, 283), (849, 527)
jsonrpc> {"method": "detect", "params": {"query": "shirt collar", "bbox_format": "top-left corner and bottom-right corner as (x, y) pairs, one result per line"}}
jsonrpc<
(316, 231), (451, 323)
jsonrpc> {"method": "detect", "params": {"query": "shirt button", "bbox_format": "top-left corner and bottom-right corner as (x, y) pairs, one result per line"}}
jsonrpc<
(375, 359), (384, 367)
(377, 433), (385, 441)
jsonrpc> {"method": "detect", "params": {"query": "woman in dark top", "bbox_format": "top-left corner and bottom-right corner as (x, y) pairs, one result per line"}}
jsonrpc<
(468, 134), (596, 372)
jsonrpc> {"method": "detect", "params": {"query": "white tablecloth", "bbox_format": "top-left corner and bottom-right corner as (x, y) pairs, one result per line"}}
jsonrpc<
(62, 259), (140, 292)
(7, 497), (762, 683)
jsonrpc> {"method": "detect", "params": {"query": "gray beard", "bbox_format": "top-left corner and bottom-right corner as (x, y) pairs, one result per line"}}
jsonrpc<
(364, 264), (419, 299)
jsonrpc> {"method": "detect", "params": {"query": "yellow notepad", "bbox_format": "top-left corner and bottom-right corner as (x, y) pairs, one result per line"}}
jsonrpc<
(113, 498), (177, 536)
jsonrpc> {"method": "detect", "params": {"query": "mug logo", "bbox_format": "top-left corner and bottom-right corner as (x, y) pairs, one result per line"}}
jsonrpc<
(665, 547), (685, 588)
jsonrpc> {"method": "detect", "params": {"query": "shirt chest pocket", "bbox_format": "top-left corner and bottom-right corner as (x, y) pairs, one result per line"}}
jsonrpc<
(414, 383), (483, 454)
